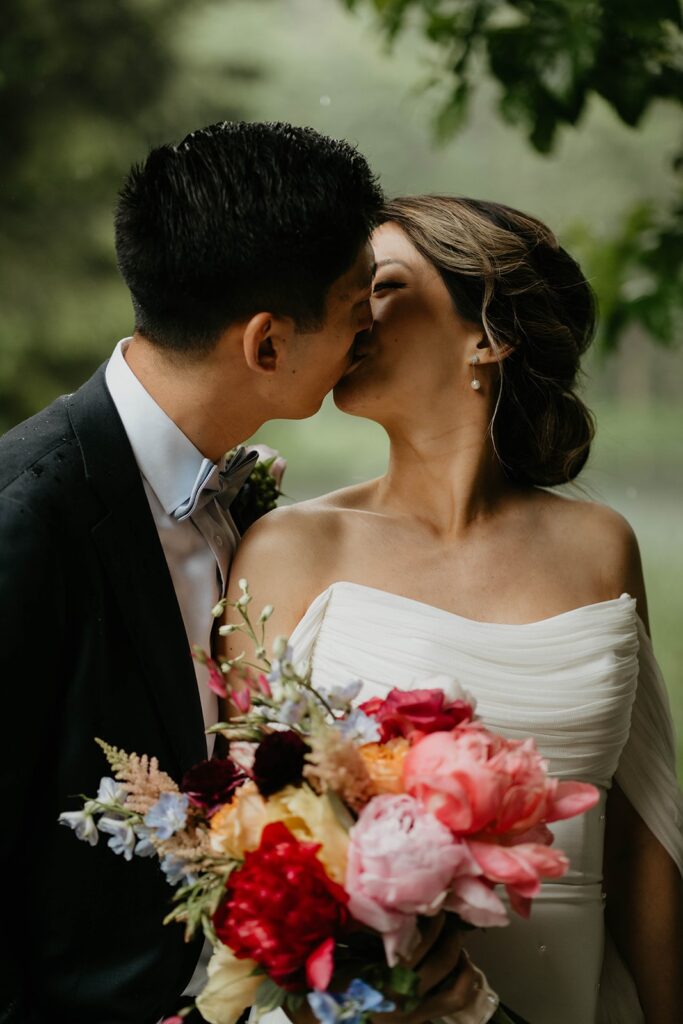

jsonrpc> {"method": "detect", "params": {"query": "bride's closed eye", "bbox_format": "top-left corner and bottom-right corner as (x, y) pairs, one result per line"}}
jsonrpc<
(372, 280), (406, 294)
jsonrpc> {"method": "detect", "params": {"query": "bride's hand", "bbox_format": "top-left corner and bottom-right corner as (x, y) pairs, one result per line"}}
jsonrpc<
(379, 913), (481, 1024)
(284, 914), (485, 1024)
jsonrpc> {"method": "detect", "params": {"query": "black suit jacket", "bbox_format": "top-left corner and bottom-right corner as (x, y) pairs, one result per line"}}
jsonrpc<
(0, 365), (208, 1023)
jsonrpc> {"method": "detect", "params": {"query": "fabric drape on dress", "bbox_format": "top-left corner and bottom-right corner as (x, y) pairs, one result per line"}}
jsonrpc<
(284, 582), (683, 1024)
(597, 618), (683, 1024)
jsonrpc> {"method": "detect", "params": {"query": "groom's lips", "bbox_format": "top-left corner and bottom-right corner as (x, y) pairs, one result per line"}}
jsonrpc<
(344, 329), (374, 374)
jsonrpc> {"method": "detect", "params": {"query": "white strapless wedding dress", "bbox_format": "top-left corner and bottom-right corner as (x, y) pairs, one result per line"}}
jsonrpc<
(286, 582), (683, 1024)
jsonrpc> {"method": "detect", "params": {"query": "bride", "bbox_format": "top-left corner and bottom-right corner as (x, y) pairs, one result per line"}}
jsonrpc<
(227, 195), (683, 1023)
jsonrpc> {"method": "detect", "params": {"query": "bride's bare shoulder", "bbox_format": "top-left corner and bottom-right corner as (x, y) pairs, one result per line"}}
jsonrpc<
(242, 480), (374, 546)
(534, 489), (649, 625)
(228, 481), (376, 610)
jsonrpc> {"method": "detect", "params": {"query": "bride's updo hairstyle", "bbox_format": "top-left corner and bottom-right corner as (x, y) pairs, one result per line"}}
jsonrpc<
(383, 196), (597, 486)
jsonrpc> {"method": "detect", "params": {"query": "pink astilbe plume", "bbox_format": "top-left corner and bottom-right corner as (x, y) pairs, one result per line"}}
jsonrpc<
(95, 738), (179, 816)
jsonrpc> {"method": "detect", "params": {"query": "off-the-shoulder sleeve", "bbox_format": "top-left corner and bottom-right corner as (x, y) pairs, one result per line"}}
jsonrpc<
(614, 616), (683, 873)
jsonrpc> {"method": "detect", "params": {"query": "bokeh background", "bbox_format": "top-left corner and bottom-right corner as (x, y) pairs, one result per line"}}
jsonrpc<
(2, 0), (682, 771)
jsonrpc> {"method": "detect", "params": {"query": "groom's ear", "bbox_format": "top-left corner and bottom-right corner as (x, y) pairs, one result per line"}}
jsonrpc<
(241, 312), (293, 374)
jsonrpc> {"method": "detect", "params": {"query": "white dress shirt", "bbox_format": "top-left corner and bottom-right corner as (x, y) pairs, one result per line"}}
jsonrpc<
(105, 337), (240, 758)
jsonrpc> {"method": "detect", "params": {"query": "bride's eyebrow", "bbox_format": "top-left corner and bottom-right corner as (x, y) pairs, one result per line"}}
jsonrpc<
(374, 258), (411, 274)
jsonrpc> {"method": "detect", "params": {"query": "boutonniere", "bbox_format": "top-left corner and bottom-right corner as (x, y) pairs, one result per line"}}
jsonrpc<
(229, 444), (287, 533)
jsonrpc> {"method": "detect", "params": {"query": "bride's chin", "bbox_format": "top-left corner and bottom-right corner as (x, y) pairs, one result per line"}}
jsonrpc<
(333, 376), (379, 417)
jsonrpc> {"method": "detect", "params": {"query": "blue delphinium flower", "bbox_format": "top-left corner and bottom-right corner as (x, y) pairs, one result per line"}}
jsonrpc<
(308, 979), (395, 1024)
(144, 792), (189, 839)
(132, 824), (157, 858)
(323, 680), (363, 711)
(58, 804), (99, 846)
(335, 709), (381, 744)
(95, 776), (127, 805)
(276, 696), (308, 725)
(98, 817), (137, 861)
(161, 854), (198, 887)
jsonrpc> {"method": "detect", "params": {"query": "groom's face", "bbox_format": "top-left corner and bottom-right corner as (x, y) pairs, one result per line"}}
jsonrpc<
(278, 242), (375, 417)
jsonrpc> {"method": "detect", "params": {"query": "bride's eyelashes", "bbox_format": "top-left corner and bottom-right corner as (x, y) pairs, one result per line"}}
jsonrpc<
(372, 280), (406, 294)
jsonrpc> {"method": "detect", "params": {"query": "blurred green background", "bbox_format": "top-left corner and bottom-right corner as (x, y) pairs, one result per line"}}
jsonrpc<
(2, 0), (682, 771)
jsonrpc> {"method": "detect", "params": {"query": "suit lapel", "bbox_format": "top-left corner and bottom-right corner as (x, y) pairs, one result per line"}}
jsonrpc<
(67, 365), (206, 774)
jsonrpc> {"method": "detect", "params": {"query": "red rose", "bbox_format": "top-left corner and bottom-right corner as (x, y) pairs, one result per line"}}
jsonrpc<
(213, 821), (349, 990)
(360, 687), (474, 743)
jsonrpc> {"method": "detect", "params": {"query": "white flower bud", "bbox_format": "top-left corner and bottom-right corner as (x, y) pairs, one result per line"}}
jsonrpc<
(272, 635), (289, 660)
(237, 594), (252, 608)
(259, 604), (274, 623)
(218, 624), (238, 636)
(211, 601), (225, 618)
(238, 578), (249, 592)
(220, 662), (231, 673)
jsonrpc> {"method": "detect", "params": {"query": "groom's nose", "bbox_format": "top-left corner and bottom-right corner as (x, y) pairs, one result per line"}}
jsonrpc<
(357, 301), (373, 333)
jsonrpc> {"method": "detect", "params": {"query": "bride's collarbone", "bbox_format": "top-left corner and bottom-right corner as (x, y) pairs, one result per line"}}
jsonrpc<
(312, 490), (632, 623)
(325, 532), (613, 625)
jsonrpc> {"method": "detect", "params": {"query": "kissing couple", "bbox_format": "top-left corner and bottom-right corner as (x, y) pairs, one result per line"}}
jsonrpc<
(1, 121), (681, 1024)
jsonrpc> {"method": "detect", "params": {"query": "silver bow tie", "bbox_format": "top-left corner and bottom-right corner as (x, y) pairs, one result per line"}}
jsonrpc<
(171, 446), (259, 522)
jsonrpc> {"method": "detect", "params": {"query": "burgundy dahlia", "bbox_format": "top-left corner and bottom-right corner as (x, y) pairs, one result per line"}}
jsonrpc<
(252, 730), (310, 797)
(181, 757), (247, 815)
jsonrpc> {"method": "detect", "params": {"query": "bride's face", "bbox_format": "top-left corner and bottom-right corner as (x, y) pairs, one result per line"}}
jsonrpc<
(333, 222), (480, 425)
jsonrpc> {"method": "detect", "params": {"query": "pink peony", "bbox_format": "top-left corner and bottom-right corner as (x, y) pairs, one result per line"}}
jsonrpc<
(403, 724), (599, 925)
(446, 875), (509, 928)
(467, 840), (569, 918)
(403, 727), (508, 835)
(345, 794), (478, 965)
(403, 725), (599, 839)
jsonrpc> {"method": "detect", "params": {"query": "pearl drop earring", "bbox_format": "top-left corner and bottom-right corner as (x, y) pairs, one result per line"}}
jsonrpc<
(469, 354), (481, 390)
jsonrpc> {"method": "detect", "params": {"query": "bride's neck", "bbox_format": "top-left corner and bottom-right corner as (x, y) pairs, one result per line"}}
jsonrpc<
(378, 424), (514, 535)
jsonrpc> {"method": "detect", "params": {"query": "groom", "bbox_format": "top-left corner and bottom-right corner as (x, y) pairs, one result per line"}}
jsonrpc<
(0, 121), (381, 1024)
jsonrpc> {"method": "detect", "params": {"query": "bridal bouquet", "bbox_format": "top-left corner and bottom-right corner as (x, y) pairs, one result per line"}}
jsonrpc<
(60, 582), (599, 1024)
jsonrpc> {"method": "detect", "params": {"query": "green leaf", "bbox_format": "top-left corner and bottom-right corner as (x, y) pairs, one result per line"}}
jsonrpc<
(389, 964), (420, 996)
(254, 977), (287, 1012)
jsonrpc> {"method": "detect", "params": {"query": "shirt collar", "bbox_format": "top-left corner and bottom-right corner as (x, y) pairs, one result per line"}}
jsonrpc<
(105, 338), (210, 516)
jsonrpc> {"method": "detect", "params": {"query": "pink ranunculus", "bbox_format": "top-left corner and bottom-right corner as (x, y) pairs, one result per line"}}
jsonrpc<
(345, 793), (475, 966)
(360, 680), (475, 744)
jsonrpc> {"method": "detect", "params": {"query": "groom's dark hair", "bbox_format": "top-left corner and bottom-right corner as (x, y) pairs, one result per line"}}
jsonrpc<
(114, 121), (383, 353)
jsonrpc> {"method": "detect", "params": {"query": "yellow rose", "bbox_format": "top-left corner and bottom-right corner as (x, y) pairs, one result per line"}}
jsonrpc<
(267, 784), (350, 883)
(196, 945), (261, 1024)
(210, 781), (269, 859)
(210, 782), (350, 882)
